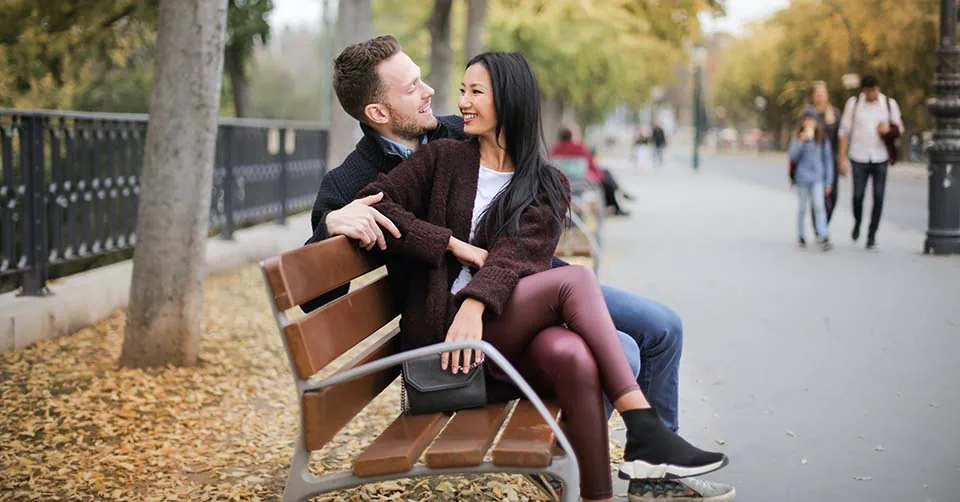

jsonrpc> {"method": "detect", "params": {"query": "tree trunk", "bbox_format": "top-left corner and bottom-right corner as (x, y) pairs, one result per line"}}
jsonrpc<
(327, 0), (373, 169)
(428, 0), (454, 116)
(541, 96), (565, 148)
(226, 44), (253, 118)
(120, 0), (229, 368)
(464, 0), (488, 61)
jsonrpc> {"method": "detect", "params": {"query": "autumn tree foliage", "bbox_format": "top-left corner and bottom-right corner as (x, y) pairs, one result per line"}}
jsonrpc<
(712, 0), (939, 139)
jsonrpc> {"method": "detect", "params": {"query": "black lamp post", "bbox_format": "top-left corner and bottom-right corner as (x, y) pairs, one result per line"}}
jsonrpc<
(925, 0), (960, 255)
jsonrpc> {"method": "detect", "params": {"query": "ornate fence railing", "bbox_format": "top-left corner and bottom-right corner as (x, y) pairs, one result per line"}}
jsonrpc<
(0, 108), (328, 295)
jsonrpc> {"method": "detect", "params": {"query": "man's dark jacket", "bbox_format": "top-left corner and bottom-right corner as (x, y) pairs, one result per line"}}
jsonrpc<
(301, 115), (469, 312)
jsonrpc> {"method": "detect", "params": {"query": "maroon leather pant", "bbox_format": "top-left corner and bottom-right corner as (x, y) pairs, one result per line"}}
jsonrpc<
(484, 265), (641, 499)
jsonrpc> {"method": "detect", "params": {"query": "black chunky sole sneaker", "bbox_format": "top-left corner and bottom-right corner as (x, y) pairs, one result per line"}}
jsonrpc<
(617, 408), (730, 480)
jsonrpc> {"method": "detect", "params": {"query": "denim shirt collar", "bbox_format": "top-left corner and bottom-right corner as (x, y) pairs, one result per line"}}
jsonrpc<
(379, 134), (428, 160)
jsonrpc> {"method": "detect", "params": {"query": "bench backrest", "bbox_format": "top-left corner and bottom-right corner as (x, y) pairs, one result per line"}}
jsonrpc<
(260, 235), (401, 450)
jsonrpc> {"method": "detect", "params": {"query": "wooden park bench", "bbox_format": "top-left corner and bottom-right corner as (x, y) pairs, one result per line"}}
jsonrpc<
(552, 155), (604, 274)
(259, 235), (580, 502)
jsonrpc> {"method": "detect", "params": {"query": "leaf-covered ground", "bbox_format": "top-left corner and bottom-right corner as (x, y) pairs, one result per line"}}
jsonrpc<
(0, 264), (622, 501)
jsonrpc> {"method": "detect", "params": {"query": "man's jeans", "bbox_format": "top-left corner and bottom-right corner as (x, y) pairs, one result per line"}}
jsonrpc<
(601, 285), (683, 432)
(851, 160), (888, 240)
(653, 145), (665, 166)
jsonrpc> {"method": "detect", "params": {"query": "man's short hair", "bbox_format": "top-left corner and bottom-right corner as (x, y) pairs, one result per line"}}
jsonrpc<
(558, 127), (573, 142)
(333, 35), (402, 122)
(860, 74), (879, 89)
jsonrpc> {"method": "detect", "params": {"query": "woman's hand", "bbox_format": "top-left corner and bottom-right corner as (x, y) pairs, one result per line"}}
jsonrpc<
(448, 237), (488, 269)
(442, 298), (486, 374)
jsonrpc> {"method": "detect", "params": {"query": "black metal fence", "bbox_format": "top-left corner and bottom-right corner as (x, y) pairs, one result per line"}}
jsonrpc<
(0, 108), (328, 296)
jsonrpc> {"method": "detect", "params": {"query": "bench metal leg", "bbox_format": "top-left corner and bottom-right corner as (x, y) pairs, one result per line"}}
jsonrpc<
(544, 454), (581, 502)
(283, 437), (318, 502)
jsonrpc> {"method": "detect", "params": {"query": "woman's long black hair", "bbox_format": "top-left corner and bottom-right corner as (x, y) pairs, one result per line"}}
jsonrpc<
(467, 52), (569, 241)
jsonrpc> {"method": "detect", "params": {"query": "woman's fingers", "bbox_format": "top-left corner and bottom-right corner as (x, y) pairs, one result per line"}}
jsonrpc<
(443, 313), (485, 375)
(449, 349), (462, 374)
(440, 349), (466, 374)
(440, 349), (485, 374)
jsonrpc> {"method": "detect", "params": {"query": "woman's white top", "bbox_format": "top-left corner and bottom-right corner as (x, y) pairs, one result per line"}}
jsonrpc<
(450, 165), (514, 295)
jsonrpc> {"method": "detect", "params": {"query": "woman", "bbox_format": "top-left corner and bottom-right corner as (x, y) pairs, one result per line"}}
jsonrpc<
(811, 81), (841, 223)
(789, 108), (835, 251)
(357, 52), (726, 501)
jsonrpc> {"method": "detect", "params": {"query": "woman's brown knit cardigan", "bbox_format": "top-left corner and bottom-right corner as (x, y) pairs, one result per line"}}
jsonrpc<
(356, 137), (570, 350)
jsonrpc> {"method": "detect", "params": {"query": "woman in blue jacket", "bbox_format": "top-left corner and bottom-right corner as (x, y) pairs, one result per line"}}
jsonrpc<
(789, 108), (835, 250)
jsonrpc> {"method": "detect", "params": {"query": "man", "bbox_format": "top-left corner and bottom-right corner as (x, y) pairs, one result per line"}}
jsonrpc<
(307, 35), (734, 502)
(838, 75), (903, 249)
(652, 123), (667, 167)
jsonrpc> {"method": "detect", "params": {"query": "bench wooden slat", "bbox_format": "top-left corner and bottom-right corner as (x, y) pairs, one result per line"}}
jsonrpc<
(264, 235), (383, 311)
(492, 400), (561, 468)
(424, 403), (511, 469)
(301, 331), (401, 452)
(555, 249), (594, 257)
(284, 276), (397, 378)
(353, 412), (449, 477)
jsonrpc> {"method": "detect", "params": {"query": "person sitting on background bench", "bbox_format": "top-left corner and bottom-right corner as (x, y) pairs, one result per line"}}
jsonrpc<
(551, 125), (633, 217)
(305, 35), (736, 502)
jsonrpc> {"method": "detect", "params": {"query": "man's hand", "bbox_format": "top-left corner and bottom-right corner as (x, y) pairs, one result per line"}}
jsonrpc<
(448, 237), (488, 269)
(324, 192), (401, 251)
(838, 158), (850, 177)
(838, 135), (850, 177)
(442, 299), (486, 374)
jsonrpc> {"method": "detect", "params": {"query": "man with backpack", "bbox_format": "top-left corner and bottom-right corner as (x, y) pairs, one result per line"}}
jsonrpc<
(838, 75), (904, 249)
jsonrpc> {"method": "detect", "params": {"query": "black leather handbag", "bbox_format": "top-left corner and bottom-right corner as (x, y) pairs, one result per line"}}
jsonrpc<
(401, 354), (487, 415)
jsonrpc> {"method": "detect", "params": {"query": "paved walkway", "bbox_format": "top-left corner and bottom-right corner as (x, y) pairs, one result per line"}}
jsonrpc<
(601, 152), (960, 501)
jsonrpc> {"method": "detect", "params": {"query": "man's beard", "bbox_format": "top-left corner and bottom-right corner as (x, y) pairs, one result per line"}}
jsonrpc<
(386, 103), (436, 141)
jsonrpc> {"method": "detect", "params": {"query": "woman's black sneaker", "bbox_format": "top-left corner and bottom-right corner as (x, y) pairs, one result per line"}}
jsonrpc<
(798, 237), (807, 248)
(618, 408), (728, 480)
